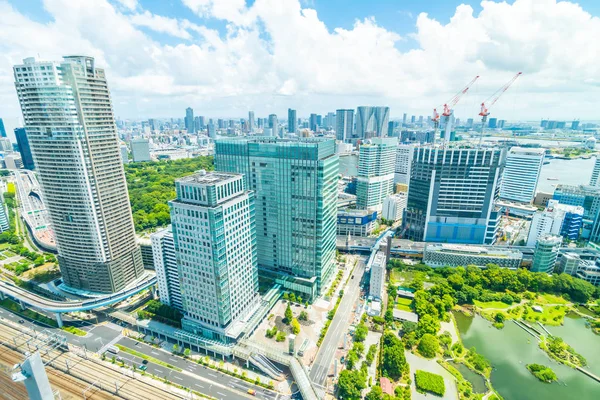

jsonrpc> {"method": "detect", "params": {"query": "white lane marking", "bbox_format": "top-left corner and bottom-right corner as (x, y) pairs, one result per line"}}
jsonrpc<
(195, 384), (205, 389)
(155, 369), (164, 374)
(174, 376), (183, 381)
(208, 373), (218, 378)
(151, 351), (160, 355)
(217, 392), (227, 397)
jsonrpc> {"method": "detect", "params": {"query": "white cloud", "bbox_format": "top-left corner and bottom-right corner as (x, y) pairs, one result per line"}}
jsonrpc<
(0, 0), (599, 120)
(115, 0), (137, 11)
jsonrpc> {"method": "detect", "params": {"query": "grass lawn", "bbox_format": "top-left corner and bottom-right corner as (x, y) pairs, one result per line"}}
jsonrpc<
(535, 293), (568, 305)
(0, 243), (10, 250)
(523, 305), (567, 326)
(389, 269), (418, 284)
(396, 297), (413, 312)
(115, 344), (182, 371)
(474, 300), (511, 309)
(61, 326), (87, 337)
(4, 251), (17, 258)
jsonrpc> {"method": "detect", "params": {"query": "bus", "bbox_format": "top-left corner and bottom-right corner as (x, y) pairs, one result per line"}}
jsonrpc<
(106, 346), (120, 355)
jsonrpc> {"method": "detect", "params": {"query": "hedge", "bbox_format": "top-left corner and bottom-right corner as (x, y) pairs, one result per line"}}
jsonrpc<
(415, 370), (445, 396)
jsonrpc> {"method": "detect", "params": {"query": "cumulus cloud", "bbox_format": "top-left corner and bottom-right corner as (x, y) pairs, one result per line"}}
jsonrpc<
(0, 0), (599, 120)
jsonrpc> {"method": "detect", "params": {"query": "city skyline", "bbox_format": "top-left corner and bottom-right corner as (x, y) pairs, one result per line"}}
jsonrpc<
(0, 0), (600, 123)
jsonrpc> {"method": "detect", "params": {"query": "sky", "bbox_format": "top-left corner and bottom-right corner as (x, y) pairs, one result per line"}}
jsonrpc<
(1, 0), (600, 125)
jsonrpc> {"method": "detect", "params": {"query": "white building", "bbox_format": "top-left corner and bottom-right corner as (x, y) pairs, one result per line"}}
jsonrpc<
(590, 157), (600, 187)
(558, 252), (582, 275)
(382, 193), (407, 222)
(356, 137), (397, 212)
(4, 153), (23, 170)
(394, 144), (415, 185)
(170, 171), (259, 342)
(130, 138), (151, 162)
(527, 206), (566, 247)
(13, 56), (143, 293)
(151, 227), (182, 311)
(369, 251), (386, 300)
(500, 147), (545, 204)
(120, 144), (129, 164)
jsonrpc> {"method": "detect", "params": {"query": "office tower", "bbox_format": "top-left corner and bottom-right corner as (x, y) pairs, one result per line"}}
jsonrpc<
(14, 128), (34, 170)
(215, 137), (338, 299)
(218, 119), (224, 129)
(552, 185), (600, 221)
(13, 56), (143, 293)
(382, 193), (407, 222)
(356, 137), (397, 212)
(120, 145), (129, 164)
(402, 113), (407, 126)
(591, 158), (600, 187)
(151, 227), (183, 311)
(0, 118), (6, 138)
(526, 205), (566, 247)
(572, 120), (580, 130)
(559, 252), (581, 275)
(440, 112), (455, 143)
(388, 121), (395, 137)
(194, 116), (202, 132)
(268, 114), (278, 137)
(248, 111), (255, 133)
(394, 144), (415, 185)
(531, 234), (561, 273)
(0, 191), (9, 232)
(169, 171), (258, 341)
(410, 115), (416, 124)
(418, 115), (424, 126)
(488, 117), (498, 129)
(336, 109), (354, 142)
(404, 147), (505, 244)
(198, 116), (206, 130)
(185, 107), (195, 133)
(500, 147), (545, 203)
(310, 113), (318, 132)
(228, 119), (235, 128)
(541, 120), (548, 129)
(497, 120), (506, 129)
(4, 154), (23, 170)
(369, 251), (386, 300)
(130, 138), (151, 162)
(148, 118), (157, 132)
(0, 138), (12, 152)
(207, 123), (216, 139)
(355, 106), (390, 139)
(467, 118), (474, 129)
(324, 112), (336, 130)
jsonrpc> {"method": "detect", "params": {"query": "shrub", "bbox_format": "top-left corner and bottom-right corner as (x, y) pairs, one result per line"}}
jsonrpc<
(417, 334), (439, 359)
(415, 370), (445, 396)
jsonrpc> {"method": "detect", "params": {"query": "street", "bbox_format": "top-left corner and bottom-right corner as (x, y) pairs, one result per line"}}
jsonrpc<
(309, 257), (366, 387)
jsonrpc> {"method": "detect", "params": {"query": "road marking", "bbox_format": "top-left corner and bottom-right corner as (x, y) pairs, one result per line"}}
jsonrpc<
(151, 351), (160, 355)
(173, 376), (183, 381)
(217, 392), (227, 397)
(195, 384), (205, 389)
(169, 358), (178, 362)
(155, 369), (164, 374)
(208, 373), (218, 378)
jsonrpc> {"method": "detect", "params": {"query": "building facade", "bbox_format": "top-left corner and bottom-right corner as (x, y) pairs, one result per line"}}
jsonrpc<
(369, 251), (386, 300)
(423, 244), (523, 269)
(130, 138), (151, 162)
(356, 137), (397, 212)
(336, 109), (354, 142)
(185, 107), (195, 133)
(14, 128), (35, 170)
(337, 209), (377, 237)
(404, 147), (505, 245)
(382, 193), (407, 222)
(499, 147), (545, 203)
(394, 144), (415, 185)
(170, 172), (259, 342)
(268, 114), (278, 138)
(531, 234), (562, 274)
(287, 109), (297, 135)
(590, 158), (600, 187)
(355, 106), (390, 139)
(215, 137), (338, 299)
(14, 56), (143, 293)
(151, 227), (183, 311)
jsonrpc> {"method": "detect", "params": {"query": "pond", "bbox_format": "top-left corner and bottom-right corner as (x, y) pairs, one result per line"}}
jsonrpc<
(448, 360), (487, 394)
(453, 311), (600, 400)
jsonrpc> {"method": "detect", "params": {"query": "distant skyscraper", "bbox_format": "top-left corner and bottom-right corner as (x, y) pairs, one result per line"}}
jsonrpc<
(185, 107), (195, 133)
(355, 106), (390, 139)
(500, 147), (545, 203)
(356, 137), (397, 212)
(14, 128), (34, 170)
(148, 118), (158, 132)
(13, 56), (143, 293)
(591, 158), (600, 187)
(0, 118), (6, 138)
(120, 145), (129, 164)
(410, 115), (416, 124)
(402, 113), (407, 126)
(151, 227), (182, 311)
(310, 113), (318, 132)
(215, 138), (338, 299)
(170, 172), (258, 342)
(198, 116), (206, 130)
(531, 234), (562, 274)
(571, 120), (580, 130)
(324, 112), (336, 130)
(316, 114), (322, 127)
(208, 123), (216, 139)
(248, 111), (255, 133)
(488, 118), (498, 129)
(404, 147), (505, 244)
(336, 109), (354, 142)
(268, 114), (279, 137)
(394, 144), (415, 185)
(130, 138), (151, 162)
(467, 118), (474, 129)
(418, 115), (424, 126)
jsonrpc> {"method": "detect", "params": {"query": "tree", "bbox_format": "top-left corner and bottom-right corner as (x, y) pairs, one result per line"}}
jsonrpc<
(183, 348), (191, 357)
(290, 293), (296, 302)
(417, 334), (439, 359)
(283, 292), (289, 301)
(298, 311), (308, 321)
(354, 322), (368, 342)
(417, 314), (440, 338)
(494, 313), (505, 323)
(381, 332), (408, 380)
(337, 370), (366, 400)
(285, 303), (293, 324)
(172, 344), (179, 353)
(291, 318), (300, 334)
(365, 385), (384, 400)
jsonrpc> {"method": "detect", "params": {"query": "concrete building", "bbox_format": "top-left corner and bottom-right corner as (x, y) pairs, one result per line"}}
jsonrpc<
(4, 153), (23, 169)
(138, 237), (154, 269)
(534, 191), (553, 207)
(215, 137), (338, 300)
(336, 109), (354, 142)
(423, 244), (523, 269)
(170, 171), (259, 342)
(120, 144), (129, 163)
(185, 107), (195, 133)
(558, 252), (582, 275)
(355, 106), (390, 139)
(394, 144), (415, 185)
(337, 209), (377, 236)
(13, 56), (143, 293)
(526, 205), (565, 247)
(369, 251), (386, 300)
(130, 138), (151, 162)
(0, 118), (5, 138)
(500, 147), (545, 203)
(575, 260), (600, 286)
(356, 137), (397, 212)
(382, 193), (407, 222)
(309, 113), (318, 132)
(287, 109), (297, 134)
(0, 192), (9, 232)
(151, 227), (182, 311)
(0, 138), (12, 152)
(268, 114), (278, 138)
(14, 128), (34, 170)
(590, 157), (600, 187)
(404, 147), (505, 244)
(531, 234), (562, 274)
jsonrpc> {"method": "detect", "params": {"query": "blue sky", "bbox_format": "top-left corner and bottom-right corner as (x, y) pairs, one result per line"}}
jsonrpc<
(1, 0), (599, 121)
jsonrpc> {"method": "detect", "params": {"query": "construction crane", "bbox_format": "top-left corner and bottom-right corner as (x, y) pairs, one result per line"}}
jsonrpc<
(478, 72), (522, 146)
(432, 75), (479, 145)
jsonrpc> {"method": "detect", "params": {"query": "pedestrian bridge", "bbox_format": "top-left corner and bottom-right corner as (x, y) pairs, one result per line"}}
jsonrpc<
(0, 273), (156, 326)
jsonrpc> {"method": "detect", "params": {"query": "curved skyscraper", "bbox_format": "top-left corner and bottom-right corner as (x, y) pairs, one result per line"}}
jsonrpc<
(355, 106), (390, 140)
(13, 56), (143, 293)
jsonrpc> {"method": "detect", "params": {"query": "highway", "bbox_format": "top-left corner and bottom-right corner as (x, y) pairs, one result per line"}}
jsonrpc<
(309, 257), (366, 387)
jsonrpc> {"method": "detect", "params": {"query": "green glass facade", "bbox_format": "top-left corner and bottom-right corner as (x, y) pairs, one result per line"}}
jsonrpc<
(215, 137), (338, 298)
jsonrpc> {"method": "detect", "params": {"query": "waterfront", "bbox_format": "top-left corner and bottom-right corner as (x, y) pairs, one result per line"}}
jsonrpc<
(454, 312), (600, 400)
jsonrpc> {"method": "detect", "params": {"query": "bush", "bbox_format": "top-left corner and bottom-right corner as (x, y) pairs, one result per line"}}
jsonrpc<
(291, 318), (300, 334)
(298, 311), (308, 321)
(354, 322), (368, 342)
(275, 331), (286, 342)
(415, 370), (445, 396)
(417, 334), (439, 359)
(527, 363), (558, 382)
(265, 326), (278, 338)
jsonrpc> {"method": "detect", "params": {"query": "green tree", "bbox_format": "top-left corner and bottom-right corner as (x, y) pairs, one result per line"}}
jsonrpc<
(417, 314), (440, 337)
(183, 348), (191, 357)
(354, 322), (368, 342)
(417, 334), (439, 359)
(284, 303), (293, 324)
(298, 311), (308, 321)
(291, 318), (300, 334)
(338, 370), (366, 400)
(365, 385), (384, 400)
(494, 313), (505, 323)
(381, 332), (408, 380)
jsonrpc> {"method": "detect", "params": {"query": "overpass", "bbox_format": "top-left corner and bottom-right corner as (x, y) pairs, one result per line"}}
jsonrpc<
(0, 274), (156, 327)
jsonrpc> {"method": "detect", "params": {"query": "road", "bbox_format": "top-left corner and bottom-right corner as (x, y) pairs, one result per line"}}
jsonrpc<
(309, 257), (366, 386)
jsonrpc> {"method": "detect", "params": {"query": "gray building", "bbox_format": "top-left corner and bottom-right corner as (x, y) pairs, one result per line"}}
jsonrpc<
(13, 56), (143, 293)
(130, 138), (151, 162)
(356, 137), (397, 212)
(151, 227), (183, 311)
(423, 244), (523, 269)
(355, 106), (390, 139)
(500, 147), (545, 204)
(404, 147), (505, 245)
(337, 209), (377, 237)
(288, 108), (297, 134)
(336, 109), (354, 142)
(248, 111), (255, 133)
(268, 114), (279, 138)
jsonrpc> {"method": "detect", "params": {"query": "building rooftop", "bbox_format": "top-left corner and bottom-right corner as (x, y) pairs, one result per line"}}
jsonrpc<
(509, 147), (546, 155)
(177, 170), (242, 185)
(426, 243), (522, 257)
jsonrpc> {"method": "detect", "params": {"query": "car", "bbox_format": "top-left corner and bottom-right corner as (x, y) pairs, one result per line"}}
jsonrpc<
(142, 359), (148, 365)
(139, 365), (147, 371)
(351, 275), (355, 279)
(247, 389), (256, 396)
(18, 319), (25, 324)
(116, 356), (123, 362)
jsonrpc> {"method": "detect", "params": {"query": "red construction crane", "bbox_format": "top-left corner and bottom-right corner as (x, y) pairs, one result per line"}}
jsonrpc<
(432, 75), (479, 144)
(478, 72), (522, 146)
